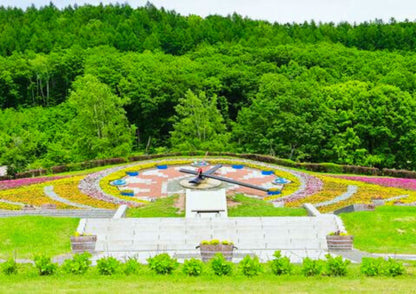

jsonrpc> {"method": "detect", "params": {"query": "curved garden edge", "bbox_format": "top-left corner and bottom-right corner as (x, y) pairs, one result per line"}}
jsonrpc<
(79, 156), (323, 207)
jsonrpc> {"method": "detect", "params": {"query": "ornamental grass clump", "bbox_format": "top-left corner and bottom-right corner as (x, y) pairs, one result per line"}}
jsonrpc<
(324, 254), (350, 276)
(62, 252), (91, 274)
(96, 257), (121, 275)
(239, 255), (262, 277)
(34, 255), (57, 276)
(147, 253), (179, 275)
(1, 258), (18, 275)
(270, 251), (293, 275)
(301, 257), (324, 277)
(210, 253), (233, 276)
(182, 258), (204, 277)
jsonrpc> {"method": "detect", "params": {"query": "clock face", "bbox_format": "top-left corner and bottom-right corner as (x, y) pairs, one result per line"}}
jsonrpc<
(119, 165), (279, 201)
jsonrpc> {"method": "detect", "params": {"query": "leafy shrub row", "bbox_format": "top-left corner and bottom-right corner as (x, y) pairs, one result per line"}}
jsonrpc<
(2, 253), (405, 278)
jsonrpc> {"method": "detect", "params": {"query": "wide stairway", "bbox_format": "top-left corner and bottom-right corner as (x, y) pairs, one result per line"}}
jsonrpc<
(84, 215), (342, 262)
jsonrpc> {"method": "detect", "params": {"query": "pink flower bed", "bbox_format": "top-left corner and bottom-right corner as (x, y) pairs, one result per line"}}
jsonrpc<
(331, 175), (416, 190)
(276, 173), (323, 203)
(0, 176), (69, 190)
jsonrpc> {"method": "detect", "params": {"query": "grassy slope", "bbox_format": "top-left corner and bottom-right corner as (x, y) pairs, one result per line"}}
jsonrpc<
(340, 206), (416, 254)
(228, 194), (307, 217)
(0, 264), (415, 294)
(127, 196), (185, 217)
(0, 216), (79, 259)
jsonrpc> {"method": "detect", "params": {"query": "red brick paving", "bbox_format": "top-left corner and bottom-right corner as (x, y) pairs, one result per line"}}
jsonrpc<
(124, 165), (277, 199)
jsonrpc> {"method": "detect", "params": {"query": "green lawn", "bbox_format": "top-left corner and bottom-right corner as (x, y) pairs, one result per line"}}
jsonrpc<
(127, 195), (185, 218)
(340, 206), (416, 254)
(0, 216), (79, 259)
(228, 194), (307, 217)
(0, 264), (415, 294)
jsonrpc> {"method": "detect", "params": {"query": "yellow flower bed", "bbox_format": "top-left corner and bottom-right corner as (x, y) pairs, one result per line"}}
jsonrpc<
(52, 176), (118, 209)
(0, 202), (21, 210)
(0, 184), (72, 208)
(100, 159), (300, 200)
(285, 173), (416, 212)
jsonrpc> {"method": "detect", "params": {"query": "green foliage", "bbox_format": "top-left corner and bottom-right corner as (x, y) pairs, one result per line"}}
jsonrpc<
(270, 251), (293, 275)
(210, 253), (233, 276)
(147, 253), (179, 275)
(360, 257), (386, 276)
(182, 258), (204, 277)
(1, 258), (18, 275)
(324, 254), (350, 276)
(123, 258), (141, 275)
(360, 257), (405, 277)
(34, 255), (57, 276)
(301, 258), (324, 277)
(384, 258), (405, 277)
(62, 252), (92, 274)
(170, 90), (229, 151)
(96, 257), (121, 275)
(239, 255), (263, 277)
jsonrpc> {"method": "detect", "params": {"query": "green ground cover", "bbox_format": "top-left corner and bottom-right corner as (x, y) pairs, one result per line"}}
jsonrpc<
(0, 263), (414, 294)
(228, 194), (307, 217)
(127, 196), (184, 218)
(340, 206), (416, 254)
(0, 217), (79, 259)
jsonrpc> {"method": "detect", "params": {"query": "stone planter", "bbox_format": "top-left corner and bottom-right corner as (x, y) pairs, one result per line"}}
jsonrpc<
(372, 198), (385, 206)
(326, 235), (353, 251)
(199, 244), (234, 262)
(70, 235), (97, 253)
(41, 203), (57, 209)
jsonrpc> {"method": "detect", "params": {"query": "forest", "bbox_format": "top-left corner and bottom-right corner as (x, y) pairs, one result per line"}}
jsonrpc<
(1, 3), (416, 172)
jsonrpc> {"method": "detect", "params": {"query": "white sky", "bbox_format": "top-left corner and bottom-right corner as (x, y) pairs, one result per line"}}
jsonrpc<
(1, 0), (415, 24)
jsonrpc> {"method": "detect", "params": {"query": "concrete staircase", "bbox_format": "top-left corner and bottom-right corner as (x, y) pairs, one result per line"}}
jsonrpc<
(84, 215), (342, 263)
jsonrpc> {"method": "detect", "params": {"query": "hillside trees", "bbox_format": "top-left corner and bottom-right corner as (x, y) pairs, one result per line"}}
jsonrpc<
(66, 74), (135, 160)
(170, 90), (229, 151)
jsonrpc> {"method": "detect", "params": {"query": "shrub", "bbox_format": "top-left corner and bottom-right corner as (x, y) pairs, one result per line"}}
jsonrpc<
(210, 253), (233, 276)
(301, 258), (323, 276)
(147, 253), (178, 275)
(1, 258), (18, 275)
(96, 257), (121, 275)
(62, 252), (91, 274)
(325, 254), (350, 276)
(384, 258), (405, 277)
(182, 258), (204, 277)
(239, 255), (262, 277)
(34, 255), (57, 276)
(123, 258), (141, 275)
(360, 257), (385, 276)
(210, 239), (220, 245)
(270, 251), (293, 275)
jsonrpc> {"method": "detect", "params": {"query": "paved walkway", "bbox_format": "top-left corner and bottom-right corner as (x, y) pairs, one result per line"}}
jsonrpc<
(0, 209), (116, 218)
(44, 186), (94, 209)
(0, 198), (24, 206)
(315, 185), (358, 208)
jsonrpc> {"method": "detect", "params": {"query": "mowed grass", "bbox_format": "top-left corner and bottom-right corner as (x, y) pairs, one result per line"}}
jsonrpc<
(0, 216), (79, 259)
(127, 195), (185, 217)
(0, 263), (415, 294)
(340, 206), (416, 254)
(228, 194), (307, 217)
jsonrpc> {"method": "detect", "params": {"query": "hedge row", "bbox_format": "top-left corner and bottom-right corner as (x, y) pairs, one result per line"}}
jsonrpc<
(1, 152), (415, 180)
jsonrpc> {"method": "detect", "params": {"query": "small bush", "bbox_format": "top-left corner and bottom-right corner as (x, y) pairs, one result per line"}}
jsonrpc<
(182, 258), (204, 277)
(62, 252), (91, 274)
(301, 258), (323, 276)
(123, 258), (141, 275)
(34, 255), (57, 276)
(270, 251), (293, 275)
(325, 254), (350, 276)
(147, 253), (178, 275)
(210, 253), (233, 276)
(360, 257), (385, 276)
(96, 257), (121, 275)
(1, 258), (18, 275)
(239, 255), (262, 277)
(384, 258), (405, 277)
